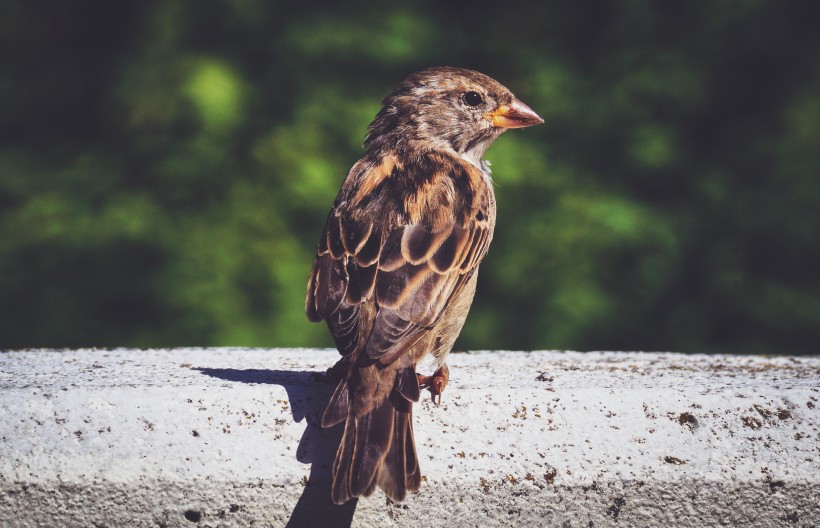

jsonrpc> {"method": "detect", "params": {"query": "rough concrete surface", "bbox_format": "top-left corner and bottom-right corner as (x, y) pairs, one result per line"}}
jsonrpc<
(0, 348), (818, 527)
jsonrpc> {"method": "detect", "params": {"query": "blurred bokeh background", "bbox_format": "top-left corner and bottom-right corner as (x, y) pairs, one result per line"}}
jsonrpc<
(1, 1), (818, 354)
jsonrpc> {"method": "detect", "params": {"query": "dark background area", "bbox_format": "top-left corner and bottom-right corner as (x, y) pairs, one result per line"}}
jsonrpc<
(1, 0), (818, 354)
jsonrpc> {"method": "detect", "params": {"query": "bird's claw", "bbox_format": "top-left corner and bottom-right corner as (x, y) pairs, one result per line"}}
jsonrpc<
(417, 364), (449, 406)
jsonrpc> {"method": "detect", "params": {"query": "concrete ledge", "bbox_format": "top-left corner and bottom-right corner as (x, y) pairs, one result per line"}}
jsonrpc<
(0, 348), (818, 527)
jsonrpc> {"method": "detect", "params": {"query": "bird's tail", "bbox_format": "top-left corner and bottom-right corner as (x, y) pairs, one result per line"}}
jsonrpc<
(322, 366), (421, 505)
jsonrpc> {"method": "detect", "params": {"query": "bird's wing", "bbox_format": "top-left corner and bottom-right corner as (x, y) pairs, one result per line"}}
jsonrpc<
(306, 151), (493, 363)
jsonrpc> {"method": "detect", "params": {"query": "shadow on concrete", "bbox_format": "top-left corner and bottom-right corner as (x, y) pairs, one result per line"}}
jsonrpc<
(195, 368), (358, 528)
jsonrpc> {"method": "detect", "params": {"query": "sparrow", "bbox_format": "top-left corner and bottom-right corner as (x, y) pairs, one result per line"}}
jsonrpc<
(305, 66), (542, 504)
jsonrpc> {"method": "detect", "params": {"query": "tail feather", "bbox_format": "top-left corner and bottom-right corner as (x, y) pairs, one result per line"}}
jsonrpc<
(349, 396), (394, 497)
(331, 422), (356, 504)
(322, 378), (350, 428)
(375, 394), (420, 501)
(327, 370), (420, 505)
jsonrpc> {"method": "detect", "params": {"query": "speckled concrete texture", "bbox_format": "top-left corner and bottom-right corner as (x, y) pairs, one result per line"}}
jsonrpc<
(0, 348), (818, 527)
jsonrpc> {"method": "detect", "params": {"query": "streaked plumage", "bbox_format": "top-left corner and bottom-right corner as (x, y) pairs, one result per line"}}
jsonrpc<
(306, 67), (542, 504)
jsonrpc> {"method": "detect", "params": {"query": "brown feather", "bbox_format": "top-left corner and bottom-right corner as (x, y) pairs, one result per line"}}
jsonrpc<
(305, 253), (347, 321)
(377, 229), (405, 272)
(430, 225), (469, 273)
(350, 155), (400, 207)
(326, 215), (345, 259)
(354, 227), (382, 267)
(401, 222), (452, 264)
(341, 218), (372, 255)
(322, 379), (350, 428)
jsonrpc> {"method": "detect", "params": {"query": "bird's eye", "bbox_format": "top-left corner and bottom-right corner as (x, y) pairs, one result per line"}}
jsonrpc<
(463, 91), (484, 107)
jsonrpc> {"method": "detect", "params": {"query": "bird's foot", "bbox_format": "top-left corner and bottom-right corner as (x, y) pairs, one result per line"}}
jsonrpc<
(416, 364), (449, 406)
(311, 356), (349, 383)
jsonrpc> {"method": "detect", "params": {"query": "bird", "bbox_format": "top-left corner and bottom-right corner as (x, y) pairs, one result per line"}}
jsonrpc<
(305, 66), (542, 505)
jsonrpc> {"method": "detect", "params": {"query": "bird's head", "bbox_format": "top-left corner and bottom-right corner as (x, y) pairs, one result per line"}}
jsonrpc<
(365, 67), (543, 168)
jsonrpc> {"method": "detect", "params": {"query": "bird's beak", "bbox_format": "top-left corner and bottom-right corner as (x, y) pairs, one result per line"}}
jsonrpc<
(487, 98), (544, 128)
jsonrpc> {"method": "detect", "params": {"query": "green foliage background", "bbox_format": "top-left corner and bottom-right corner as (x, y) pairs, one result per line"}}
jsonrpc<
(1, 1), (818, 354)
